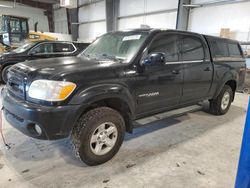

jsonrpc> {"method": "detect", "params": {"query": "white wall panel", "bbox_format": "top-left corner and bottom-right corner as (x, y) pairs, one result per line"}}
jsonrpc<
(78, 1), (106, 22)
(188, 1), (250, 41)
(78, 21), (106, 42)
(119, 11), (177, 30)
(54, 7), (68, 34)
(120, 0), (178, 17)
(78, 0), (106, 42)
(79, 0), (104, 5)
(146, 0), (178, 12)
(191, 0), (215, 3)
(79, 0), (91, 5)
(119, 16), (144, 30)
(119, 0), (178, 30)
(119, 0), (145, 17)
(145, 12), (177, 29)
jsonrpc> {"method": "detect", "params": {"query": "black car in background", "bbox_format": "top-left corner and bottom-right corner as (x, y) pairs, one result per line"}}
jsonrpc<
(0, 41), (89, 82)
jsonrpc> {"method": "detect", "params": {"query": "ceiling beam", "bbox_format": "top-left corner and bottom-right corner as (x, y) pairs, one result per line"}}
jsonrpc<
(12, 0), (51, 9)
(176, 0), (191, 30)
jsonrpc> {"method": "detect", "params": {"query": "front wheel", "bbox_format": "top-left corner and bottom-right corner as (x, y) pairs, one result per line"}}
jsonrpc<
(1, 65), (12, 83)
(209, 85), (233, 115)
(71, 107), (125, 166)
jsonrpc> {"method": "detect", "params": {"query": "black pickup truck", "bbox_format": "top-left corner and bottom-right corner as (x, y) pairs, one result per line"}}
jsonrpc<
(2, 29), (246, 166)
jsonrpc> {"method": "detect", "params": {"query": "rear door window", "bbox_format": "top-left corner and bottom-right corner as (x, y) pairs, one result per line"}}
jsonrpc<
(30, 43), (54, 54)
(53, 43), (75, 53)
(181, 36), (204, 61)
(228, 43), (242, 57)
(212, 39), (229, 57)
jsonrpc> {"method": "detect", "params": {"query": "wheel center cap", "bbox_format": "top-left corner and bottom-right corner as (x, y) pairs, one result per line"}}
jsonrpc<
(99, 133), (107, 141)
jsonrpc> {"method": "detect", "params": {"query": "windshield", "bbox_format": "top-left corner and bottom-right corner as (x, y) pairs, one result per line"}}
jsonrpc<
(81, 32), (149, 63)
(13, 42), (35, 53)
(0, 16), (4, 33)
(246, 58), (250, 68)
(0, 16), (7, 33)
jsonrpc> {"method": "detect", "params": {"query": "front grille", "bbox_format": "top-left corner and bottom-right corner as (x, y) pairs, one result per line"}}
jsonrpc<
(7, 68), (26, 100)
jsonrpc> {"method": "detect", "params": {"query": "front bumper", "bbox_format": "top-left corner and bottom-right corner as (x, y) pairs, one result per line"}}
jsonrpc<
(2, 88), (82, 140)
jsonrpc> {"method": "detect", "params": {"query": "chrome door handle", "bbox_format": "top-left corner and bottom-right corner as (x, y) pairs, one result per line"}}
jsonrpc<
(204, 67), (211, 71)
(172, 70), (180, 74)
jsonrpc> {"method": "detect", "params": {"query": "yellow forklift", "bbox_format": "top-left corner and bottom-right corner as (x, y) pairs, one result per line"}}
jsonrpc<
(0, 15), (56, 53)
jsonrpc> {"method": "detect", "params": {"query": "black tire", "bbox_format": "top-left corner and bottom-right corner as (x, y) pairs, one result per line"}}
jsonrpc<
(1, 65), (11, 84)
(209, 85), (233, 115)
(243, 87), (250, 94)
(71, 107), (125, 166)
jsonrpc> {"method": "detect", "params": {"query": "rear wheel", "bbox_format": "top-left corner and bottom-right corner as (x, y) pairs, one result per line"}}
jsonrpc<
(71, 107), (125, 166)
(243, 87), (250, 94)
(209, 85), (233, 115)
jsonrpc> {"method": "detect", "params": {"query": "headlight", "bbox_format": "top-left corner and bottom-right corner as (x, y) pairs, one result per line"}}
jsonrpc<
(28, 80), (76, 101)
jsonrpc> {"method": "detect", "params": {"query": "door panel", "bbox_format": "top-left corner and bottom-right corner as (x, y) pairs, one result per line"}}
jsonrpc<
(181, 61), (213, 102)
(180, 35), (213, 103)
(136, 63), (183, 115)
(135, 33), (183, 115)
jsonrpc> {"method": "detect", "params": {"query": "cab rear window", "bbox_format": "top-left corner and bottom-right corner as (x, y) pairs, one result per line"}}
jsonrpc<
(228, 43), (242, 57)
(206, 36), (243, 60)
(212, 40), (229, 57)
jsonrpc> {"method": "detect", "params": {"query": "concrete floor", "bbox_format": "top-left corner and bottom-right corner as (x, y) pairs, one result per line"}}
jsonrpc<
(0, 93), (248, 188)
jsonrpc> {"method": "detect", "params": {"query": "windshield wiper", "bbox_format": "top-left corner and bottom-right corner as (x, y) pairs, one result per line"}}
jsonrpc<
(98, 53), (123, 63)
(81, 53), (90, 58)
(81, 53), (124, 63)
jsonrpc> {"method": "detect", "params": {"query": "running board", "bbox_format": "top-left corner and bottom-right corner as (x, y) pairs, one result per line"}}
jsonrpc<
(133, 104), (203, 128)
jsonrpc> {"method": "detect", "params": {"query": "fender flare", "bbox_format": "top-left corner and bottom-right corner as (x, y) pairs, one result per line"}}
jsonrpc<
(70, 83), (135, 118)
(0, 62), (17, 82)
(212, 70), (237, 99)
(1, 62), (16, 71)
(68, 84), (136, 133)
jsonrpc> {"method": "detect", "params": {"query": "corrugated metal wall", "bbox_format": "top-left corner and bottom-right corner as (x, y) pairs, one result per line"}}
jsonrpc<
(118, 0), (178, 30)
(77, 0), (179, 42)
(188, 0), (250, 41)
(53, 4), (69, 34)
(78, 0), (106, 42)
(76, 0), (250, 42)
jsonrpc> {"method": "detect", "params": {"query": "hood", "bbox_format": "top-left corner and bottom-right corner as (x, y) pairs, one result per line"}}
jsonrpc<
(1, 51), (16, 56)
(0, 51), (18, 60)
(10, 56), (120, 80)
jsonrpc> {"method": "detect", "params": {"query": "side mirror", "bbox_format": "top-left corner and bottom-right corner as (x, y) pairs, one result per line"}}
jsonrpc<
(243, 50), (248, 57)
(29, 50), (37, 55)
(142, 52), (166, 66)
(0, 34), (10, 49)
(0, 34), (3, 44)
